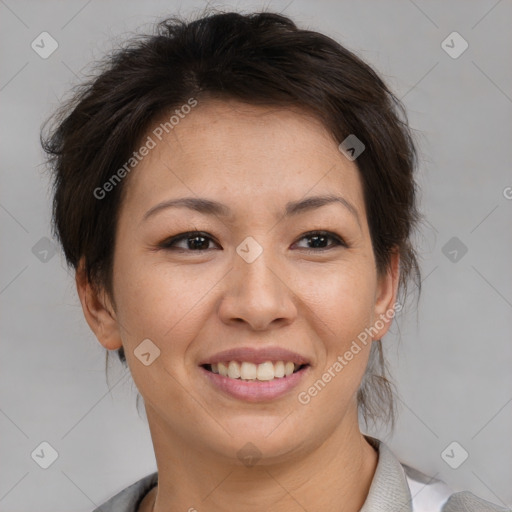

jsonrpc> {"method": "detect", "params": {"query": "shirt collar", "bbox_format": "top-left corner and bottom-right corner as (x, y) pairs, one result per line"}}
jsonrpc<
(360, 435), (413, 512)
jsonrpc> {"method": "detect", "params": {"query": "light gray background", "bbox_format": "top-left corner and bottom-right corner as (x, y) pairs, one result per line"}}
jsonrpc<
(1, 1), (511, 511)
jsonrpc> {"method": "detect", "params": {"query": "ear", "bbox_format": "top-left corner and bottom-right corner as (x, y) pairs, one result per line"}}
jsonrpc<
(75, 258), (122, 350)
(371, 250), (400, 340)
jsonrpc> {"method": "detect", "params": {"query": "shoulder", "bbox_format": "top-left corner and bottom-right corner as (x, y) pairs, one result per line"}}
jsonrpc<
(91, 471), (158, 512)
(401, 458), (512, 512)
(363, 436), (509, 512)
(403, 463), (509, 511)
(441, 491), (511, 512)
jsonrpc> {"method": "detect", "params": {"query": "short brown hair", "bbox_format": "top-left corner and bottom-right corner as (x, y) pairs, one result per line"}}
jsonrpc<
(42, 9), (421, 430)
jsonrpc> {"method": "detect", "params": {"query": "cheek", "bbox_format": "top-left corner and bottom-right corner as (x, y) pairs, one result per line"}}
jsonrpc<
(110, 257), (206, 404)
(298, 260), (377, 340)
(297, 261), (377, 392)
(112, 253), (216, 350)
(291, 263), (377, 430)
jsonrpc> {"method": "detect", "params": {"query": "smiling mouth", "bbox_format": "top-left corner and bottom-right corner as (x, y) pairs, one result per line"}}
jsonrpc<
(201, 361), (309, 381)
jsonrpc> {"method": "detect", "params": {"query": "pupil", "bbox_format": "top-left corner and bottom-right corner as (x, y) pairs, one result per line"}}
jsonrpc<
(190, 236), (208, 250)
(310, 235), (326, 248)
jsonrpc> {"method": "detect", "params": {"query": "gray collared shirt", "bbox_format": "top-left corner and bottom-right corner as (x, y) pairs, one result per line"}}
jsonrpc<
(92, 436), (509, 511)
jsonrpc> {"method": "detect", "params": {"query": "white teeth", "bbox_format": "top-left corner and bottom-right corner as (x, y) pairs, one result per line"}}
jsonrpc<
(207, 360), (304, 381)
(274, 360), (285, 378)
(256, 361), (274, 381)
(240, 362), (257, 380)
(218, 362), (228, 376)
(228, 361), (241, 379)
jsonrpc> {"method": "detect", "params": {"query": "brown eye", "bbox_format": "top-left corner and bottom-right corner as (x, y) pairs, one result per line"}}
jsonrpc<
(293, 231), (346, 251)
(160, 231), (221, 251)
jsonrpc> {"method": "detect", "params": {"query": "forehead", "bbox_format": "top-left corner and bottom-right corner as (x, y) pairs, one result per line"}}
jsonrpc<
(121, 99), (365, 221)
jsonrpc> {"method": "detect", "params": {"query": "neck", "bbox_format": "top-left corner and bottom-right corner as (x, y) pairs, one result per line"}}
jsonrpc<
(142, 405), (378, 512)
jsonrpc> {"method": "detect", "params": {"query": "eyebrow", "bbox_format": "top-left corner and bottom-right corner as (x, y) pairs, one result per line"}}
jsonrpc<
(142, 194), (361, 226)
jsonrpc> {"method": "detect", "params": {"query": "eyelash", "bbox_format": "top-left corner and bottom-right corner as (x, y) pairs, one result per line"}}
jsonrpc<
(158, 230), (347, 253)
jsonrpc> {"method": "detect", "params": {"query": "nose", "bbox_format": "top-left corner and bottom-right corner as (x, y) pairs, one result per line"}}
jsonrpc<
(218, 248), (297, 331)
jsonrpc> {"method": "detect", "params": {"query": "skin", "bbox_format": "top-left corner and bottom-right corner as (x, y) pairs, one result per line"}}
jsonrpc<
(76, 98), (400, 512)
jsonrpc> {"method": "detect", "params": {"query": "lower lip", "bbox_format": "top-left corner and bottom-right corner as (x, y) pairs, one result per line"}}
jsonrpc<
(199, 365), (310, 402)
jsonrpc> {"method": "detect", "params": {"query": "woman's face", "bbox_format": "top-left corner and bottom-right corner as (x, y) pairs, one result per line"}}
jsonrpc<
(83, 98), (398, 463)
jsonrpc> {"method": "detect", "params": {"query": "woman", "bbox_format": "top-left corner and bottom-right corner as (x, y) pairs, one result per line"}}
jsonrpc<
(41, 9), (507, 512)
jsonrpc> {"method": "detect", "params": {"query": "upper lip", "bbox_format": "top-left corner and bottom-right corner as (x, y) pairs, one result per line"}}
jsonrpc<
(199, 346), (311, 366)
